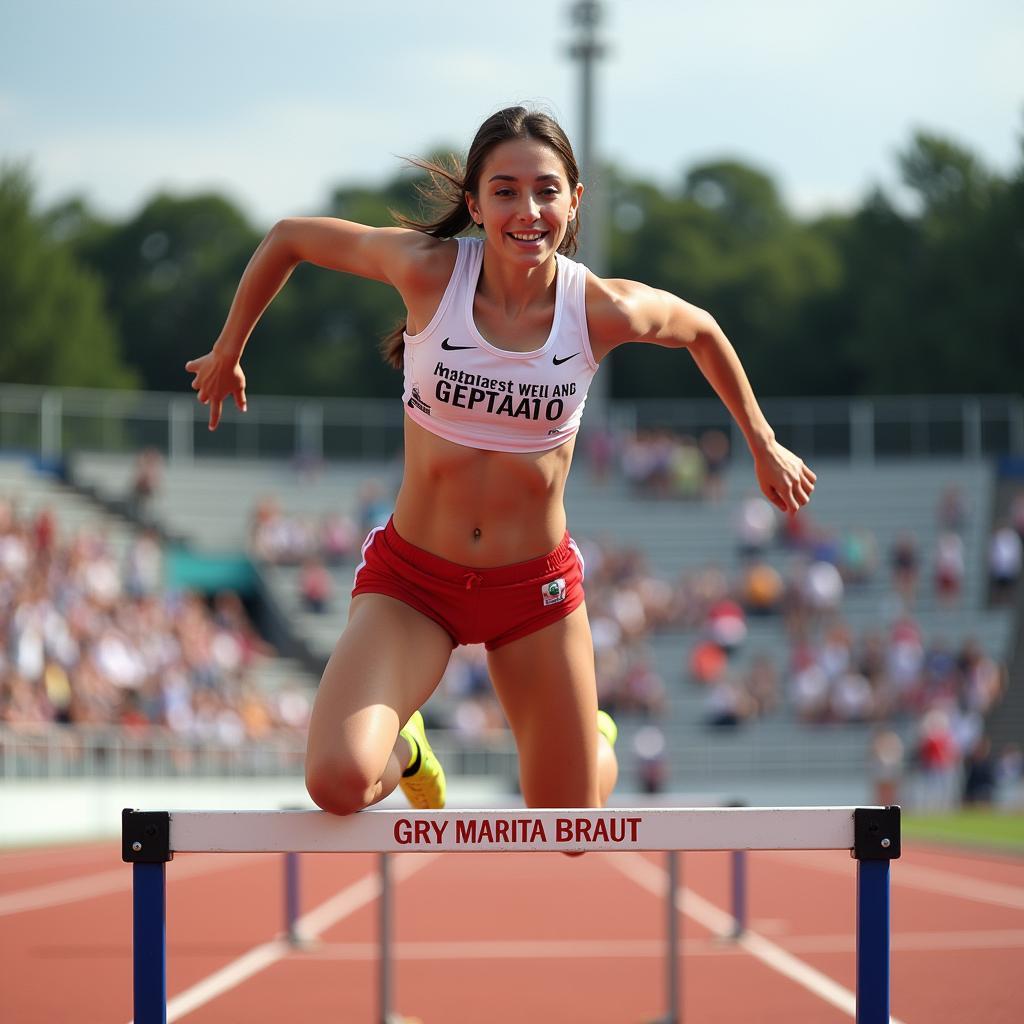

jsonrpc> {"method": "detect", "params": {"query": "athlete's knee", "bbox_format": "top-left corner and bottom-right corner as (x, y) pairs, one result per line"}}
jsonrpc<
(305, 757), (381, 817)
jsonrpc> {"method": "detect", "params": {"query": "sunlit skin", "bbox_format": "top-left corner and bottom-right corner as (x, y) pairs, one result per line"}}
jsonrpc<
(184, 131), (815, 818)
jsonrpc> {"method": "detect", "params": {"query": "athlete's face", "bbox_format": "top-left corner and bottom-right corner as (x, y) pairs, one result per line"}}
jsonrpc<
(466, 138), (583, 265)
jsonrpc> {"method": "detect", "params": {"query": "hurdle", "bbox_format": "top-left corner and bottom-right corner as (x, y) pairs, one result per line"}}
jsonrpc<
(123, 805), (900, 1024)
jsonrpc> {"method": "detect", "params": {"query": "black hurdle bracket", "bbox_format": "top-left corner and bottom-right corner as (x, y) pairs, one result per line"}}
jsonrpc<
(122, 809), (173, 864)
(853, 806), (901, 861)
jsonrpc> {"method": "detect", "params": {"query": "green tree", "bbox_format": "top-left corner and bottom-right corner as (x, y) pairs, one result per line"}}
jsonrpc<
(823, 129), (1024, 394)
(0, 164), (135, 387)
(606, 161), (841, 398)
(67, 192), (263, 392)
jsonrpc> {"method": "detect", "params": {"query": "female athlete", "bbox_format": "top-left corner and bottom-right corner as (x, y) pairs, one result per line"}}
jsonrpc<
(185, 106), (816, 817)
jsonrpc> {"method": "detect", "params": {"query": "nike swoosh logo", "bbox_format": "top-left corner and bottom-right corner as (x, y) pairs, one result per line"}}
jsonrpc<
(441, 338), (475, 351)
(552, 352), (580, 366)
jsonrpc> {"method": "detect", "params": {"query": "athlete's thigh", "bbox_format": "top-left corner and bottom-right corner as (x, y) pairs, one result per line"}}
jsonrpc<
(306, 593), (454, 777)
(485, 602), (600, 807)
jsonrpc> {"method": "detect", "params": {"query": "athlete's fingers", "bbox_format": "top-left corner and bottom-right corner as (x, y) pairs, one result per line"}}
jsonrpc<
(209, 398), (222, 431)
(233, 386), (247, 412)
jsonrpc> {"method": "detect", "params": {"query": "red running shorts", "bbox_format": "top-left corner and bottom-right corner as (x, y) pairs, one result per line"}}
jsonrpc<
(352, 517), (586, 650)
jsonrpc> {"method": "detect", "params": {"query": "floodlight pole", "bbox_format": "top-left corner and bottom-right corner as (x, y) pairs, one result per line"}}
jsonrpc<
(567, 0), (610, 429)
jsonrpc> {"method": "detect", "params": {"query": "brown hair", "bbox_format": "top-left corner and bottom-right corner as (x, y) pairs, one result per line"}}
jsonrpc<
(381, 106), (582, 370)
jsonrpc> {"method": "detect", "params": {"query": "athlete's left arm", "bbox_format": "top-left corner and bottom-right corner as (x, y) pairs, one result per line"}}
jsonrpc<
(586, 275), (816, 515)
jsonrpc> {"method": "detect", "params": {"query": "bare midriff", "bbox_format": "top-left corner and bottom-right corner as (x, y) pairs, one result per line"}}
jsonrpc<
(392, 413), (575, 567)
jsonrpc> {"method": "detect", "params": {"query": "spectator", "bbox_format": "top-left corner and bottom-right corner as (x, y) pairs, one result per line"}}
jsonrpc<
(1011, 491), (1024, 540)
(996, 744), (1023, 808)
(299, 558), (333, 614)
(736, 494), (776, 559)
(916, 708), (959, 810)
(938, 484), (967, 534)
(129, 448), (163, 524)
(357, 478), (392, 535)
(585, 424), (616, 485)
(934, 531), (965, 607)
(803, 559), (844, 618)
(890, 533), (920, 606)
(839, 527), (879, 585)
(790, 663), (830, 723)
(668, 435), (705, 500)
(688, 639), (728, 686)
(699, 429), (730, 503)
(818, 621), (854, 684)
(124, 529), (164, 598)
(704, 597), (746, 653)
(868, 728), (905, 806)
(957, 639), (1004, 716)
(886, 617), (925, 707)
(744, 654), (780, 717)
(704, 676), (753, 728)
(739, 560), (784, 616)
(632, 724), (669, 794)
(321, 513), (358, 565)
(830, 670), (874, 723)
(989, 523), (1022, 601)
(962, 736), (996, 806)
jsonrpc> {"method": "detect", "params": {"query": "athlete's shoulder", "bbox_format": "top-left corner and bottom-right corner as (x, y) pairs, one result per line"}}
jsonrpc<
(399, 232), (459, 290)
(582, 272), (657, 355)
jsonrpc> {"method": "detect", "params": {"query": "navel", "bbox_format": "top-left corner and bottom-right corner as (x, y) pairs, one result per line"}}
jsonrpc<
(473, 527), (482, 541)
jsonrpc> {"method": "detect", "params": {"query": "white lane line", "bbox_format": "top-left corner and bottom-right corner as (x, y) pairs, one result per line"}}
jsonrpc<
(131, 853), (438, 1024)
(608, 852), (907, 1024)
(291, 928), (1024, 961)
(768, 851), (1024, 912)
(0, 843), (115, 877)
(0, 853), (273, 917)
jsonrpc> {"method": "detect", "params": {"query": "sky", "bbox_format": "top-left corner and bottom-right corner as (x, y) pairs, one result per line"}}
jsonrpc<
(2, 0), (1022, 228)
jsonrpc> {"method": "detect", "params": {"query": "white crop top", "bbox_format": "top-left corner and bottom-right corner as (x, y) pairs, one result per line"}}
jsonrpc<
(402, 237), (599, 453)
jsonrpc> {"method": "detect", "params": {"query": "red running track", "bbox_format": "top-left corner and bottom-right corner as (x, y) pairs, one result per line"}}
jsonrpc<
(0, 835), (1021, 1023)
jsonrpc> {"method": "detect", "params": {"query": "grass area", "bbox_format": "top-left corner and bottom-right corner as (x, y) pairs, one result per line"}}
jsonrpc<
(903, 808), (1024, 853)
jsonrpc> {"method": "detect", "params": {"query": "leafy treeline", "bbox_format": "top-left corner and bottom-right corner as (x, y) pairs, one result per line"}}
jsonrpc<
(2, 123), (1021, 399)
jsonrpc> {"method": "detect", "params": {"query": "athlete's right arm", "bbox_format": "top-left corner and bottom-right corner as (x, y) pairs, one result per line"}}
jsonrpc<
(186, 218), (434, 429)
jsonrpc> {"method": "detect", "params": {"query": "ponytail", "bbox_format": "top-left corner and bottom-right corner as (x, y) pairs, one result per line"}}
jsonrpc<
(380, 154), (477, 371)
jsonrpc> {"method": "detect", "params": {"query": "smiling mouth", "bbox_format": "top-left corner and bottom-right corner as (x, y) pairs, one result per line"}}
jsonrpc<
(507, 231), (548, 243)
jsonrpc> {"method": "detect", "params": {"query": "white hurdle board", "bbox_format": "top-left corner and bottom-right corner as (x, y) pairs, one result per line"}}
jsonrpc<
(165, 806), (871, 855)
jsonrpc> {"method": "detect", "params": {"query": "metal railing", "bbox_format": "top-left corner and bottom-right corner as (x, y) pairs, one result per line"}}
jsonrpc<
(0, 723), (878, 782)
(2, 383), (1021, 463)
(0, 724), (518, 781)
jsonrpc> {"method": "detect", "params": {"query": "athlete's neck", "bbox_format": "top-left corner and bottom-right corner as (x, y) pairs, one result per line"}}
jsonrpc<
(477, 246), (557, 319)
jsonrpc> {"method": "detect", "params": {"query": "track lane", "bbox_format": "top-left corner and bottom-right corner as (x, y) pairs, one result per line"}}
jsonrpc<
(1, 837), (1021, 1022)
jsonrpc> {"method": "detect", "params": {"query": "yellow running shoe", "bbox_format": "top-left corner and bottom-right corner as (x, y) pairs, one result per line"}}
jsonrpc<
(597, 709), (618, 748)
(398, 710), (446, 809)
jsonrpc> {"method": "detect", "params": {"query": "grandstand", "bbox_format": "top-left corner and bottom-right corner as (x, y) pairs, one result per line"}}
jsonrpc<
(60, 447), (1019, 805)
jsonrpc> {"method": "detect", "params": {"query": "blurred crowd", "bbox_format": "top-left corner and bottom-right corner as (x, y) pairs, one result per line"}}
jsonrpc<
(608, 428), (732, 502)
(0, 497), (311, 758)
(236, 449), (1023, 806)
(5, 438), (1023, 809)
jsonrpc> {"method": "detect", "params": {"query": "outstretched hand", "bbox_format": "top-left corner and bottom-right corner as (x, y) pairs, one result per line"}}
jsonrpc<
(185, 349), (247, 431)
(752, 439), (816, 516)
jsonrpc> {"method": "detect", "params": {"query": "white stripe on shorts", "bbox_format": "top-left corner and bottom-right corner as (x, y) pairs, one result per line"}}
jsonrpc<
(352, 525), (386, 590)
(568, 537), (585, 580)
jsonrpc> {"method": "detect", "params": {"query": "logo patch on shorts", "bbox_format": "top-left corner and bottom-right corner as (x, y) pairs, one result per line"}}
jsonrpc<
(542, 577), (567, 606)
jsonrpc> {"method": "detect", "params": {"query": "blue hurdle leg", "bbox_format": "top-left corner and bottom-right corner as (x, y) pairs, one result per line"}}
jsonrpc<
(856, 859), (890, 1024)
(133, 862), (167, 1024)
